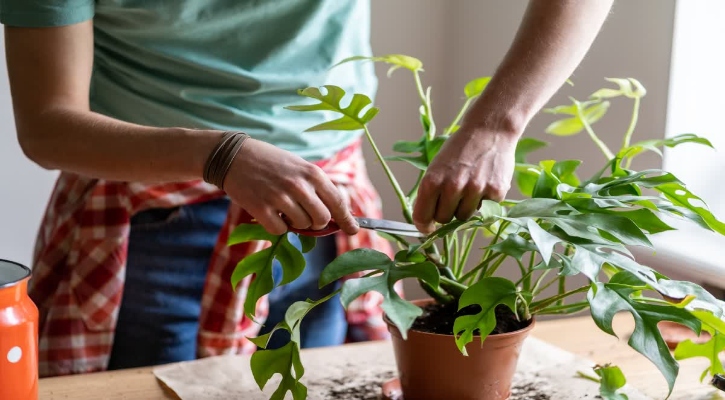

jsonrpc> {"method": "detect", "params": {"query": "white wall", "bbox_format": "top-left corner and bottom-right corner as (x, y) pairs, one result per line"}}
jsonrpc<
(0, 29), (58, 267)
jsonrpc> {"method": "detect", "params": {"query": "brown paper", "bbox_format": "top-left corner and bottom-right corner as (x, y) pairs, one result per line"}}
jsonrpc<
(153, 337), (651, 399)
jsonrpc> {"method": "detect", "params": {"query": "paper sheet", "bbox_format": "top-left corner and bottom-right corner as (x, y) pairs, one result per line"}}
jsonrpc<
(153, 337), (651, 399)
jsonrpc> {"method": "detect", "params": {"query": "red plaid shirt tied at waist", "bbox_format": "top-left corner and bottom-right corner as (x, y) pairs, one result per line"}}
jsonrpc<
(29, 138), (396, 377)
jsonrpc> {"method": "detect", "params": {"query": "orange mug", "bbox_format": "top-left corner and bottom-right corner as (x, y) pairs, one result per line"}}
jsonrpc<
(0, 259), (39, 400)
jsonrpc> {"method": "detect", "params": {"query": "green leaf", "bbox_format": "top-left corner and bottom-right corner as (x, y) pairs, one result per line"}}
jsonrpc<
(532, 170), (561, 199)
(619, 133), (713, 160)
(551, 160), (582, 187)
(515, 137), (549, 164)
(231, 235), (307, 318)
(298, 235), (316, 253)
(392, 139), (424, 154)
(514, 164), (542, 197)
(588, 274), (702, 395)
(545, 101), (610, 136)
(333, 54), (424, 77)
(488, 234), (537, 261)
(478, 200), (504, 221)
(453, 277), (519, 355)
(545, 213), (652, 248)
(320, 249), (440, 338)
(596, 77), (647, 99)
(673, 326), (725, 381)
(228, 223), (278, 245)
(464, 76), (491, 98)
(656, 182), (725, 235)
(507, 198), (577, 219)
(250, 341), (307, 400)
(285, 85), (378, 131)
(526, 219), (560, 266)
(594, 364), (629, 400)
(386, 154), (428, 170)
(424, 136), (448, 162)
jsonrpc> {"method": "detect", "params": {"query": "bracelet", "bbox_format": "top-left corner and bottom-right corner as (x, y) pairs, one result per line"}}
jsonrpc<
(203, 131), (251, 189)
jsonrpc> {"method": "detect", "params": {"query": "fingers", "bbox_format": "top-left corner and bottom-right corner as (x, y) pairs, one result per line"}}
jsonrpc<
(310, 166), (359, 235)
(433, 181), (463, 224)
(455, 188), (484, 222)
(274, 196), (312, 230)
(253, 208), (289, 236)
(412, 176), (440, 234)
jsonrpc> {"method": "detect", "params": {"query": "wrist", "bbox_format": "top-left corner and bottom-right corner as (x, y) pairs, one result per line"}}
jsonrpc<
(460, 99), (528, 140)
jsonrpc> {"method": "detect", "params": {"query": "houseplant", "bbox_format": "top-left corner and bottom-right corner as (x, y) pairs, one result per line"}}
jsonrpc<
(228, 54), (725, 400)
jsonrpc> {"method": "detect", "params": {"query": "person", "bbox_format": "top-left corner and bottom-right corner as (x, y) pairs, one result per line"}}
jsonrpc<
(0, 0), (614, 377)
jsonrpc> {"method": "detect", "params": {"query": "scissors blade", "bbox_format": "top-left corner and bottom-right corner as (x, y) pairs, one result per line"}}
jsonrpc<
(354, 217), (426, 238)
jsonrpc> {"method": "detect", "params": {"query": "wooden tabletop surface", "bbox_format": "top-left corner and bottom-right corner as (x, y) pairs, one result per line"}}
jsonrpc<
(38, 313), (722, 400)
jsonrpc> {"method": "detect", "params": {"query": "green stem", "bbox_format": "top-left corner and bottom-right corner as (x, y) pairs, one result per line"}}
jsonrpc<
(524, 251), (536, 292)
(413, 71), (436, 139)
(440, 276), (467, 298)
(622, 97), (640, 149)
(533, 274), (559, 296)
(556, 276), (566, 306)
(460, 253), (500, 283)
(531, 269), (551, 297)
(362, 125), (412, 222)
(452, 234), (461, 277)
(529, 286), (589, 313)
(420, 280), (454, 304)
(574, 102), (614, 160)
(459, 229), (478, 277)
(537, 301), (589, 315)
(443, 98), (473, 135)
(443, 235), (451, 267)
(482, 254), (507, 278)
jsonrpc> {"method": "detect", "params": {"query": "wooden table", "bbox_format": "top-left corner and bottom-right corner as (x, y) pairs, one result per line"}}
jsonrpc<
(38, 313), (722, 400)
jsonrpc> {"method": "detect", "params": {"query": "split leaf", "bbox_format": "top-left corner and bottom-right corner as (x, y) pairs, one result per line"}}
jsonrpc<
(285, 85), (378, 131)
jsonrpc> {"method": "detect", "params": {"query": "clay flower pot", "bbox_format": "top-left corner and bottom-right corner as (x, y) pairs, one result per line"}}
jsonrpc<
(0, 259), (39, 400)
(384, 299), (534, 400)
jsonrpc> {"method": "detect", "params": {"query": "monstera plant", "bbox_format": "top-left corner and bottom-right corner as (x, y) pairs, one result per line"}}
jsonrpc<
(227, 54), (725, 400)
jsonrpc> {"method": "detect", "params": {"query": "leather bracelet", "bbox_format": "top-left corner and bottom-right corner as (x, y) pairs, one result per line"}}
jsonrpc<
(203, 131), (250, 189)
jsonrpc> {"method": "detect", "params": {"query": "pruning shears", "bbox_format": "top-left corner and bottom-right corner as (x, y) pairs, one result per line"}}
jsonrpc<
(282, 216), (426, 238)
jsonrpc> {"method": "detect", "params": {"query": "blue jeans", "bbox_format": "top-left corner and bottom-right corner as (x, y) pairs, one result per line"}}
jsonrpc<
(107, 197), (345, 370)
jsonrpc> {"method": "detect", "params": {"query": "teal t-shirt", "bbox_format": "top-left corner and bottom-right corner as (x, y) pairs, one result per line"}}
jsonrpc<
(0, 0), (377, 161)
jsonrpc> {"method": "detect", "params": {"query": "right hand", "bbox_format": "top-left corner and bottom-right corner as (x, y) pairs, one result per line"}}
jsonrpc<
(223, 138), (359, 236)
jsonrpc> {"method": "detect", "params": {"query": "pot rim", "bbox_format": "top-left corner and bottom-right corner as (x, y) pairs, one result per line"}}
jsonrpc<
(0, 259), (32, 289)
(384, 297), (536, 339)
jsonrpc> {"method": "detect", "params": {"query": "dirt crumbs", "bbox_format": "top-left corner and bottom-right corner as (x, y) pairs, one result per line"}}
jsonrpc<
(308, 370), (396, 400)
(510, 372), (553, 400)
(307, 370), (554, 399)
(410, 301), (531, 335)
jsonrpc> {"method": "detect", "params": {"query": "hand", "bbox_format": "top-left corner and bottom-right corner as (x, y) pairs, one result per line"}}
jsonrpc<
(412, 128), (518, 233)
(223, 139), (359, 236)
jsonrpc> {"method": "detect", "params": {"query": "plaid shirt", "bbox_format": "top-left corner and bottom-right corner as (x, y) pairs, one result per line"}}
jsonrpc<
(29, 139), (397, 377)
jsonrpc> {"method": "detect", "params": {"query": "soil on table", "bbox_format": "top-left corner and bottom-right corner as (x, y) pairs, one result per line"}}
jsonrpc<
(308, 369), (553, 399)
(410, 301), (531, 335)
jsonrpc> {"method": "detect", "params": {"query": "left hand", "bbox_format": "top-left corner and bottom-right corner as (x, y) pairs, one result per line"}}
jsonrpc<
(412, 127), (518, 233)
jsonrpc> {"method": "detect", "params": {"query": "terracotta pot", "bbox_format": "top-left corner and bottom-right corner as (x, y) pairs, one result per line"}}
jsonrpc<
(385, 298), (534, 400)
(0, 259), (39, 400)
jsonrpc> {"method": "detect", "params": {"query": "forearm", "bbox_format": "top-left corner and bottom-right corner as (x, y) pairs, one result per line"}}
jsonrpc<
(464, 0), (614, 134)
(17, 108), (222, 183)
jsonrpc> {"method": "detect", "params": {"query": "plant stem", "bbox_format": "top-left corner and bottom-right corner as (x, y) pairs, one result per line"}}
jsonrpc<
(622, 97), (640, 149)
(443, 98), (473, 135)
(452, 234), (461, 277)
(413, 71), (436, 139)
(533, 274), (560, 296)
(458, 229), (478, 278)
(420, 280), (454, 304)
(531, 269), (551, 296)
(460, 253), (500, 283)
(556, 276), (566, 306)
(362, 125), (412, 222)
(536, 301), (589, 315)
(482, 254), (507, 278)
(574, 102), (614, 160)
(529, 286), (589, 314)
(524, 251), (536, 292)
(440, 276), (467, 298)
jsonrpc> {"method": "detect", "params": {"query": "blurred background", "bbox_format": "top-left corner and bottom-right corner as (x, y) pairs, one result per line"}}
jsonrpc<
(1, 0), (722, 300)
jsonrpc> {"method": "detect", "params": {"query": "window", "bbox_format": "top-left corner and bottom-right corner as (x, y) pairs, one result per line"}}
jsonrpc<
(635, 0), (725, 287)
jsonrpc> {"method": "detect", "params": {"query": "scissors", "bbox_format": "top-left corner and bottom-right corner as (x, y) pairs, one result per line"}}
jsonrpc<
(285, 216), (425, 238)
